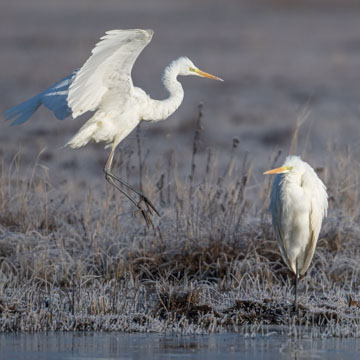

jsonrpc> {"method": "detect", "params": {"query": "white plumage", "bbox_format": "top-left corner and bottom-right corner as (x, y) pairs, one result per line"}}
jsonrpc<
(4, 29), (223, 227)
(264, 156), (328, 307)
(68, 29), (154, 118)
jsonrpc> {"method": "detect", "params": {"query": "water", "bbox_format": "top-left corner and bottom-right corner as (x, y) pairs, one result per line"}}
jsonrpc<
(1, 332), (359, 360)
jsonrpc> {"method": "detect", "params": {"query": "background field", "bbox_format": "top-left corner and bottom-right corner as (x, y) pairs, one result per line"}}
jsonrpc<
(0, 0), (359, 334)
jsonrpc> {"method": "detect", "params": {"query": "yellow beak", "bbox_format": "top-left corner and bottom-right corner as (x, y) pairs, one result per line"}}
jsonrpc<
(194, 68), (224, 81)
(263, 166), (291, 175)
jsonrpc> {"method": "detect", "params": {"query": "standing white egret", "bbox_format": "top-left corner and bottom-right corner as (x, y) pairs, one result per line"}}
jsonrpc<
(264, 156), (328, 309)
(4, 29), (223, 227)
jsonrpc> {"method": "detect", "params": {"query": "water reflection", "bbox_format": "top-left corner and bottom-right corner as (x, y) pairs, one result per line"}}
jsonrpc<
(1, 332), (359, 360)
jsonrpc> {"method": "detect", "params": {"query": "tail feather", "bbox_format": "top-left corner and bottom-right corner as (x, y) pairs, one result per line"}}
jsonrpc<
(65, 122), (97, 148)
(4, 95), (42, 126)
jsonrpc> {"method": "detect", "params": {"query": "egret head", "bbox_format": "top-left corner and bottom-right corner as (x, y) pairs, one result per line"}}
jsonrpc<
(176, 57), (223, 81)
(264, 155), (309, 175)
(263, 156), (306, 175)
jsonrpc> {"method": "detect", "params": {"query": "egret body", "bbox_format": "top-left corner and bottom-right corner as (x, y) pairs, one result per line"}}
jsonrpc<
(5, 29), (223, 227)
(264, 156), (328, 308)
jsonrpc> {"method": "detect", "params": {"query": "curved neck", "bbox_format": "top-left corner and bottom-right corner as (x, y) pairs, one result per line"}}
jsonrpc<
(142, 59), (184, 121)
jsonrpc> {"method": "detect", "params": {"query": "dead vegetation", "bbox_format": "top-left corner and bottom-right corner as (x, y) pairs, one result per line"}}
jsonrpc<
(0, 111), (359, 336)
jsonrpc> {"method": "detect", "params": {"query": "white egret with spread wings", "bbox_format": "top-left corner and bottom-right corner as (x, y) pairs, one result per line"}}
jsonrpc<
(264, 156), (328, 309)
(5, 29), (223, 227)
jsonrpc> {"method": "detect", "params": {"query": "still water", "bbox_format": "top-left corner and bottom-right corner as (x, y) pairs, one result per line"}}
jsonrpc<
(1, 332), (359, 360)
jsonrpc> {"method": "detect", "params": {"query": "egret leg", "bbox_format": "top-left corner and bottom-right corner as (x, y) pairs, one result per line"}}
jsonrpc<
(294, 262), (299, 312)
(105, 171), (159, 216)
(104, 147), (159, 228)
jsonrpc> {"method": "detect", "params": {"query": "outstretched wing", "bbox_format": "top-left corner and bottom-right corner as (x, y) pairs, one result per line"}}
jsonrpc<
(4, 71), (77, 126)
(68, 29), (154, 118)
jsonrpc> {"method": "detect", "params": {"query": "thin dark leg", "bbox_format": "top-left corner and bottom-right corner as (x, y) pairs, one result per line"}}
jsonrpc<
(104, 147), (159, 228)
(105, 171), (159, 216)
(294, 262), (299, 311)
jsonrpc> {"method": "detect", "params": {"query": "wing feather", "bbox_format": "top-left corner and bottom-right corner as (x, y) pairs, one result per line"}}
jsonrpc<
(301, 167), (328, 273)
(67, 29), (154, 118)
(269, 175), (292, 271)
(4, 71), (77, 125)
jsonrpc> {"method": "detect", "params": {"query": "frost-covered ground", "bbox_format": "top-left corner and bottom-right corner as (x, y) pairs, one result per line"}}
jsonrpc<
(0, 118), (359, 335)
(0, 0), (359, 335)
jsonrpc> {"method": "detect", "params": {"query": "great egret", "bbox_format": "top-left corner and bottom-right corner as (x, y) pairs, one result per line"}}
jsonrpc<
(4, 29), (223, 227)
(264, 156), (328, 309)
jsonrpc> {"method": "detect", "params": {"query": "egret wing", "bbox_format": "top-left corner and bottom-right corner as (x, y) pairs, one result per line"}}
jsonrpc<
(67, 29), (154, 118)
(42, 70), (78, 119)
(4, 71), (77, 125)
(269, 175), (292, 271)
(301, 168), (328, 274)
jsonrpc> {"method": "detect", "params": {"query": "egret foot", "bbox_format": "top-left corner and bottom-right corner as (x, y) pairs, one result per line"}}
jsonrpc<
(104, 170), (159, 229)
(133, 199), (156, 229)
(139, 194), (160, 217)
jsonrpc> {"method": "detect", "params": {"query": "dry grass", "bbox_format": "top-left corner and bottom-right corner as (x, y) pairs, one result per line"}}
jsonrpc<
(0, 112), (359, 336)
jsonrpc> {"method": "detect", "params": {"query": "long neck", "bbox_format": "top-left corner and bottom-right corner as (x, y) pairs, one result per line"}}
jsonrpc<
(142, 60), (184, 121)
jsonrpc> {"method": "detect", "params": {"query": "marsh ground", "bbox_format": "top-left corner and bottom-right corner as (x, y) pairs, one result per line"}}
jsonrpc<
(0, 0), (359, 335)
